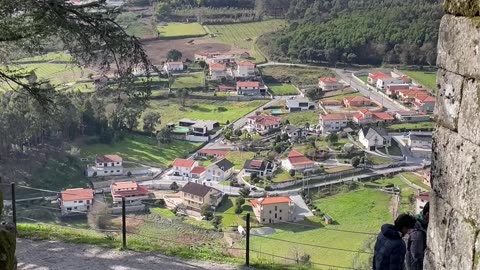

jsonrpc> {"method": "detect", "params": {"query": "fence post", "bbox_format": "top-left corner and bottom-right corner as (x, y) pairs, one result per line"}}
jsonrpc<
(246, 213), (250, 266)
(122, 197), (126, 250)
(11, 183), (16, 226)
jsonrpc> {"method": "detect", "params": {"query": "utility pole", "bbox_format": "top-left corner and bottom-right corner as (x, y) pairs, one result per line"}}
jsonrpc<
(246, 213), (250, 266)
(11, 183), (16, 226)
(122, 197), (127, 250)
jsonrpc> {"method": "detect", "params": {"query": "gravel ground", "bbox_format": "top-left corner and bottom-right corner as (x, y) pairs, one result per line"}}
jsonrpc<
(17, 239), (241, 270)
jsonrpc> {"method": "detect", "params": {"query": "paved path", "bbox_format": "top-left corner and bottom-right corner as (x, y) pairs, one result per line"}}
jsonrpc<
(17, 239), (240, 270)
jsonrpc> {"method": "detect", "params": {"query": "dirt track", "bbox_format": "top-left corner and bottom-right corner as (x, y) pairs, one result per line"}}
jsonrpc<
(17, 239), (240, 270)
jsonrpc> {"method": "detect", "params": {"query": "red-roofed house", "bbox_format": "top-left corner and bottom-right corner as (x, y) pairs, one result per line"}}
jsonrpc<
(236, 61), (256, 77)
(243, 159), (275, 177)
(412, 95), (436, 112)
(163, 61), (184, 74)
(318, 77), (342, 91)
(191, 166), (207, 181)
(111, 181), (149, 207)
(319, 113), (350, 133)
(415, 192), (430, 214)
(251, 196), (295, 224)
(386, 84), (411, 97)
(196, 149), (228, 159)
(352, 110), (394, 125)
(172, 159), (199, 178)
(237, 81), (262, 95)
(209, 63), (227, 80)
(194, 51), (221, 61)
(343, 96), (372, 108)
(320, 99), (342, 106)
(376, 77), (406, 90)
(282, 150), (316, 172)
(246, 115), (281, 134)
(87, 154), (124, 177)
(367, 71), (390, 85)
(397, 89), (429, 102)
(60, 188), (94, 215)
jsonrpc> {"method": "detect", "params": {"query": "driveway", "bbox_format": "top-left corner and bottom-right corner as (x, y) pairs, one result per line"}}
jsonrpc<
(17, 239), (240, 270)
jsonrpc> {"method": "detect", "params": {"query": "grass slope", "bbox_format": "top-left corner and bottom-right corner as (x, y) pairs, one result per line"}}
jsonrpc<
(281, 110), (321, 127)
(267, 83), (298, 96)
(81, 134), (201, 166)
(157, 23), (207, 38)
(171, 73), (205, 89)
(402, 70), (437, 92)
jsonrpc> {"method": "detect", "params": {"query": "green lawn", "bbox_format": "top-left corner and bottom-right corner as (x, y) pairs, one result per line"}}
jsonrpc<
(81, 134), (201, 166)
(18, 63), (88, 85)
(387, 121), (434, 132)
(282, 110), (321, 127)
(145, 99), (268, 127)
(215, 198), (257, 229)
(225, 151), (256, 170)
(157, 23), (207, 38)
(260, 65), (334, 86)
(358, 75), (368, 83)
(267, 83), (298, 96)
(249, 188), (391, 268)
(402, 70), (437, 92)
(171, 73), (205, 89)
(204, 20), (286, 63)
(321, 92), (363, 101)
(370, 176), (416, 214)
(325, 166), (353, 174)
(366, 153), (394, 165)
(150, 208), (177, 218)
(271, 168), (293, 183)
(401, 172), (431, 191)
(16, 52), (73, 63)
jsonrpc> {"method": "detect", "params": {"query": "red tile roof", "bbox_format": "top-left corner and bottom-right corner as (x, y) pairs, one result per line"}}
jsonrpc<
(319, 77), (338, 84)
(172, 159), (196, 168)
(96, 154), (122, 163)
(111, 185), (149, 198)
(111, 181), (138, 191)
(374, 112), (395, 120)
(321, 100), (342, 105)
(344, 96), (371, 103)
(191, 166), (206, 174)
(209, 63), (225, 70)
(247, 115), (281, 127)
(416, 192), (430, 202)
(250, 160), (264, 168)
(321, 113), (348, 121)
(251, 196), (292, 207)
(288, 149), (304, 158)
(415, 95), (436, 103)
(61, 188), (94, 202)
(198, 149), (228, 157)
(237, 81), (260, 88)
(398, 89), (428, 98)
(287, 150), (314, 166)
(237, 61), (255, 67)
(368, 72), (391, 80)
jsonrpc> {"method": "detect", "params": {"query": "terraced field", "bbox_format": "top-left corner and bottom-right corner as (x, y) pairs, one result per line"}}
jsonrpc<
(157, 22), (207, 38)
(204, 20), (286, 63)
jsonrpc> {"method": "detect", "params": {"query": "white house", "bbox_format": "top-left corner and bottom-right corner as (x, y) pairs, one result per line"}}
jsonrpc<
(206, 54), (236, 65)
(235, 61), (256, 77)
(282, 150), (316, 172)
(191, 166), (207, 182)
(60, 188), (94, 215)
(358, 127), (391, 150)
(319, 113), (349, 133)
(412, 95), (436, 113)
(285, 98), (315, 112)
(172, 159), (198, 178)
(415, 192), (430, 214)
(87, 154), (124, 177)
(111, 181), (149, 207)
(205, 158), (235, 182)
(209, 63), (228, 80)
(282, 125), (307, 143)
(376, 77), (406, 90)
(191, 120), (220, 136)
(318, 77), (342, 91)
(407, 133), (432, 149)
(163, 62), (184, 73)
(243, 159), (275, 177)
(246, 115), (282, 134)
(237, 81), (262, 96)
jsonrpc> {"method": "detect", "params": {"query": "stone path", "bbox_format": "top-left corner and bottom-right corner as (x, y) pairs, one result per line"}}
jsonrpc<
(17, 239), (241, 270)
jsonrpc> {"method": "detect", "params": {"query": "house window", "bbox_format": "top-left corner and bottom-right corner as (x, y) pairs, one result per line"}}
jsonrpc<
(269, 210), (272, 214)
(86, 200), (90, 204)
(117, 170), (120, 172)
(78, 200), (83, 203)
(275, 213), (277, 219)
(262, 218), (265, 222)
(104, 171), (107, 173)
(275, 206), (277, 211)
(279, 209), (282, 213)
(117, 162), (120, 164)
(87, 206), (90, 210)
(74, 207), (77, 210)
(279, 217), (282, 220)
(67, 207), (72, 211)
(111, 170), (114, 173)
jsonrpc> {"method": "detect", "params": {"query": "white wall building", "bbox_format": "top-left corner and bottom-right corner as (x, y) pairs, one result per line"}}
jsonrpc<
(359, 127), (391, 150)
(163, 62), (184, 73)
(111, 181), (149, 207)
(376, 77), (406, 90)
(319, 114), (349, 133)
(204, 159), (235, 182)
(60, 188), (94, 215)
(236, 61), (256, 77)
(172, 159), (198, 178)
(318, 77), (343, 91)
(87, 154), (124, 177)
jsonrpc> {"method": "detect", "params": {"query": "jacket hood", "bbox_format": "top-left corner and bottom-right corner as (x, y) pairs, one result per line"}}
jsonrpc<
(381, 224), (402, 239)
(416, 213), (428, 229)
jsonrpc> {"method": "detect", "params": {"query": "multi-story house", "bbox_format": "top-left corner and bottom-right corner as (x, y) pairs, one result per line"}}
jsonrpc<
(318, 77), (342, 91)
(235, 61), (256, 78)
(236, 81), (262, 96)
(243, 159), (275, 177)
(205, 158), (235, 182)
(251, 196), (295, 224)
(209, 63), (227, 80)
(180, 182), (223, 212)
(358, 127), (391, 150)
(319, 113), (350, 133)
(281, 150), (316, 172)
(172, 159), (198, 178)
(412, 95), (436, 113)
(60, 188), (94, 215)
(246, 115), (282, 134)
(343, 96), (372, 108)
(285, 98), (315, 112)
(352, 110), (395, 125)
(163, 62), (184, 74)
(87, 154), (124, 177)
(110, 181), (149, 207)
(282, 125), (308, 143)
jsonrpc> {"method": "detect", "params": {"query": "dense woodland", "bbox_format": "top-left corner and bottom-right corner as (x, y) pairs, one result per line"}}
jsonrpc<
(256, 0), (443, 65)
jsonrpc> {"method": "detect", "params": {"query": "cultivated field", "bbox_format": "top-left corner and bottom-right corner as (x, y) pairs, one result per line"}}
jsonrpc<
(387, 121), (434, 132)
(281, 110), (321, 127)
(171, 73), (205, 89)
(157, 23), (207, 38)
(204, 20), (286, 63)
(267, 83), (298, 96)
(402, 70), (437, 92)
(144, 99), (268, 127)
(260, 65), (335, 86)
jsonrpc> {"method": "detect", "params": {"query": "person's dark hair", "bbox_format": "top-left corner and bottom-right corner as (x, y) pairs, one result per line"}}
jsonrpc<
(394, 214), (417, 231)
(423, 202), (430, 214)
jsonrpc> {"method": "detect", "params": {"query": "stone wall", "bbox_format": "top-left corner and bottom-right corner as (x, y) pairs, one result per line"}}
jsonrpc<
(426, 2), (480, 269)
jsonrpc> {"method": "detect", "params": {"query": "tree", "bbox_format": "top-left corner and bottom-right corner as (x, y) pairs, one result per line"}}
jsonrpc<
(176, 89), (189, 107)
(250, 172), (258, 182)
(201, 204), (213, 220)
(350, 156), (361, 168)
(236, 196), (246, 206)
(0, 1), (150, 105)
(167, 49), (183, 61)
(156, 127), (172, 144)
(306, 88), (322, 100)
(289, 169), (296, 177)
(155, 2), (172, 19)
(143, 111), (161, 137)
(235, 204), (243, 214)
(328, 133), (338, 143)
(170, 181), (179, 191)
(238, 187), (251, 197)
(234, 129), (243, 137)
(212, 215), (223, 230)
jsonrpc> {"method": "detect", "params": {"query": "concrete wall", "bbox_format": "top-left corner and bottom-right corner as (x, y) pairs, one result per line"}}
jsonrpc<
(426, 4), (480, 269)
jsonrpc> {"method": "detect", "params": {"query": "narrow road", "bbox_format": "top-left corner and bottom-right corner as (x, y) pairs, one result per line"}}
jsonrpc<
(17, 239), (240, 270)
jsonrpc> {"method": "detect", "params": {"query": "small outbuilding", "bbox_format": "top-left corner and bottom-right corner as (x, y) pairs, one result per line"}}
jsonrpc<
(323, 214), (333, 224)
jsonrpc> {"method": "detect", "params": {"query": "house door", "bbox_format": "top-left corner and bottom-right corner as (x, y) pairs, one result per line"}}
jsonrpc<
(269, 219), (272, 224)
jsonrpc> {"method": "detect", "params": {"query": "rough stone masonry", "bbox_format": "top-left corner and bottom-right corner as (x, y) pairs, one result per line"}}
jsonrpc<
(426, 1), (480, 269)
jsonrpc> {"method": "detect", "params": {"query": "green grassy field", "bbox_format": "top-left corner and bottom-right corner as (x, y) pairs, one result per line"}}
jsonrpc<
(81, 134), (201, 166)
(401, 172), (431, 191)
(215, 198), (256, 229)
(145, 99), (268, 127)
(260, 65), (334, 86)
(225, 151), (256, 170)
(402, 70), (437, 92)
(371, 176), (415, 214)
(281, 110), (321, 127)
(321, 92), (363, 101)
(387, 121), (434, 132)
(366, 153), (394, 165)
(249, 188), (391, 268)
(358, 75), (368, 83)
(171, 73), (205, 89)
(16, 52), (73, 63)
(18, 63), (87, 85)
(157, 23), (207, 38)
(267, 83), (298, 96)
(204, 20), (286, 63)
(271, 168), (292, 183)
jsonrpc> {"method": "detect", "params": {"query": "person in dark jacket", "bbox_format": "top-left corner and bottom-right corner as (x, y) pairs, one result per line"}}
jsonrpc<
(405, 202), (430, 270)
(373, 214), (417, 270)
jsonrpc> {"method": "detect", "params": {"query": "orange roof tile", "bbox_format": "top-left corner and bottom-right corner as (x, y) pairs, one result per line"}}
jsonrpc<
(321, 113), (348, 121)
(237, 81), (260, 88)
(96, 154), (122, 163)
(61, 188), (94, 202)
(191, 166), (206, 174)
(172, 159), (196, 168)
(319, 77), (338, 83)
(111, 181), (138, 191)
(237, 61), (255, 67)
(251, 196), (292, 207)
